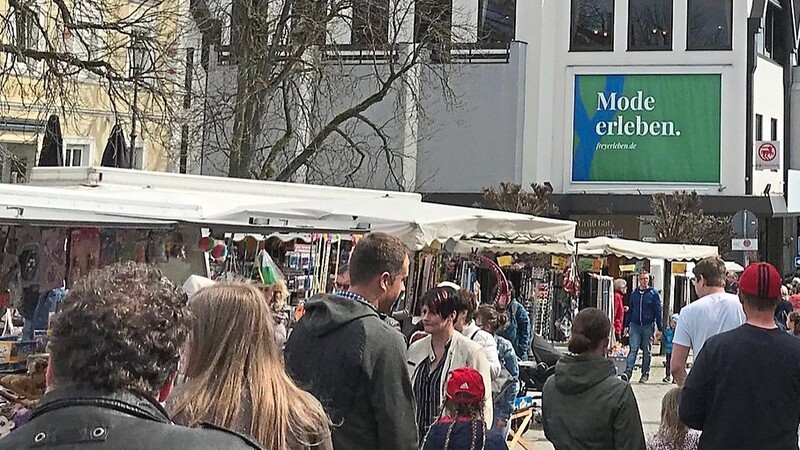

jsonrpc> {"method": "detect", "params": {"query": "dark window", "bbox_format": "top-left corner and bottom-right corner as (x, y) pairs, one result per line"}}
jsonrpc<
(763, 4), (777, 59)
(477, 0), (516, 45)
(756, 114), (763, 141)
(628, 0), (672, 51)
(570, 0), (614, 51)
(687, 0), (733, 50)
(352, 0), (390, 46)
(292, 0), (327, 45)
(771, 118), (778, 141)
(415, 0), (452, 50)
(180, 126), (189, 174)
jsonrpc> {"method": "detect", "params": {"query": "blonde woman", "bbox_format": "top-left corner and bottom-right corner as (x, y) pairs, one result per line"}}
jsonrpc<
(648, 388), (700, 450)
(169, 283), (332, 450)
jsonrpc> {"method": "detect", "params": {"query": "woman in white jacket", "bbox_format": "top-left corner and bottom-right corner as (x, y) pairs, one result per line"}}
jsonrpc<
(407, 286), (493, 445)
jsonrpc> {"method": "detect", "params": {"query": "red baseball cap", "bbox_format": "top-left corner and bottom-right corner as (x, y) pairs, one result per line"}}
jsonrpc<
(739, 262), (781, 300)
(446, 367), (485, 404)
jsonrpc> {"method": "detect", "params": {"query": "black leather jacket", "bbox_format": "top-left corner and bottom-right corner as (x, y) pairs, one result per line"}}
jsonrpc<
(0, 387), (263, 449)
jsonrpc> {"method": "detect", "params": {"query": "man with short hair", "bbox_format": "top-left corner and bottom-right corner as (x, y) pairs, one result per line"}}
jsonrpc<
(623, 271), (662, 383)
(680, 262), (800, 449)
(285, 233), (417, 450)
(670, 257), (745, 386)
(334, 263), (350, 291)
(0, 263), (262, 450)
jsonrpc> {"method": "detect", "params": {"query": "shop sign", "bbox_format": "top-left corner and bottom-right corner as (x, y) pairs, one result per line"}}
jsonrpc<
(551, 255), (568, 270)
(671, 262), (687, 274)
(572, 215), (640, 239)
(496, 255), (513, 267)
(731, 239), (758, 251)
(754, 141), (781, 171)
(619, 264), (637, 273)
(572, 74), (721, 183)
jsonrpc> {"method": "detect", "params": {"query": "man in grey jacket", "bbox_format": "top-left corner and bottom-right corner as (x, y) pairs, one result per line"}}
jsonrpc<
(285, 233), (417, 450)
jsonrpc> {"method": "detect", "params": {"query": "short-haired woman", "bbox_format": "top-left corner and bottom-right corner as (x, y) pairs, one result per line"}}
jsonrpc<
(542, 308), (646, 450)
(169, 283), (332, 450)
(407, 287), (493, 444)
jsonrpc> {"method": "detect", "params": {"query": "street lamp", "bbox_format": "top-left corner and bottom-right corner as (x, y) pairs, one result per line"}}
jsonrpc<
(128, 34), (150, 169)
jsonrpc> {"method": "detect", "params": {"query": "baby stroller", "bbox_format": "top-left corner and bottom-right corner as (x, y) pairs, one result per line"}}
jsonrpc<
(518, 335), (561, 394)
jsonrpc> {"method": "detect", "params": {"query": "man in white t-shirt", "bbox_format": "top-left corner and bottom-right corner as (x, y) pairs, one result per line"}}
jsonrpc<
(671, 256), (745, 386)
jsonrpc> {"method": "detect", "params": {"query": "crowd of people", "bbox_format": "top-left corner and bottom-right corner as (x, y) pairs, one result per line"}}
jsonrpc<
(7, 226), (800, 450)
(544, 257), (800, 450)
(0, 232), (533, 450)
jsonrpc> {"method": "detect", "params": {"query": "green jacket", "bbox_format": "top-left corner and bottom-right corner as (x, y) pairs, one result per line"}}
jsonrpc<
(542, 354), (646, 450)
(285, 294), (418, 450)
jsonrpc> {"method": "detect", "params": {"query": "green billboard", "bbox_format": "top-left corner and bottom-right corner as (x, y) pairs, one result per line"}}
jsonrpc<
(572, 74), (721, 183)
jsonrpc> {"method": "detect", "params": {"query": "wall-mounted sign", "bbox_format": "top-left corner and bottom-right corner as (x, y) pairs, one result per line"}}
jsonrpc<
(571, 215), (640, 239)
(754, 141), (781, 171)
(732, 239), (758, 251)
(572, 74), (721, 183)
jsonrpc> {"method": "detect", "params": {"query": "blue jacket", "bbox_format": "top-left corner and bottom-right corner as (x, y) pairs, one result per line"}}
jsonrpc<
(624, 287), (663, 330)
(422, 419), (509, 450)
(494, 335), (520, 421)
(497, 300), (532, 361)
(663, 327), (675, 354)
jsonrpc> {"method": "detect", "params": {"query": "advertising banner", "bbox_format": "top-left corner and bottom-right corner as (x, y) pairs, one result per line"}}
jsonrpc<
(572, 74), (721, 183)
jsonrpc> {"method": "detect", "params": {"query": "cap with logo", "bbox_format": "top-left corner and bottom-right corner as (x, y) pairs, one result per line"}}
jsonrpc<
(445, 367), (485, 404)
(738, 262), (781, 300)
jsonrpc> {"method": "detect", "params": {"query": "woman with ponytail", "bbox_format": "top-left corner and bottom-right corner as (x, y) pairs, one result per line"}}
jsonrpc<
(542, 308), (646, 450)
(421, 367), (508, 450)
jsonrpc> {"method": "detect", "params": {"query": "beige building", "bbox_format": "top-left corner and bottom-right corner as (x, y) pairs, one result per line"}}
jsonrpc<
(0, 0), (184, 182)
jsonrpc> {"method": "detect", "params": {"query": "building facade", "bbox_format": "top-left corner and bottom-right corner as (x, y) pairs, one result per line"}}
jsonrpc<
(196, 0), (800, 271)
(0, 0), (190, 182)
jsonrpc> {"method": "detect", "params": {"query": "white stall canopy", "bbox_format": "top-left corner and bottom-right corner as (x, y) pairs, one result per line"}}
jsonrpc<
(10, 167), (577, 250)
(580, 237), (718, 261)
(450, 236), (717, 262)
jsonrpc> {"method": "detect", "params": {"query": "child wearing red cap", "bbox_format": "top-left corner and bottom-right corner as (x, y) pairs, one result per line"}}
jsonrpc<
(421, 367), (509, 450)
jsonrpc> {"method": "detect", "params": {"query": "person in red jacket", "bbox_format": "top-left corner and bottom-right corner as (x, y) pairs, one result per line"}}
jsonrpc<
(613, 279), (627, 340)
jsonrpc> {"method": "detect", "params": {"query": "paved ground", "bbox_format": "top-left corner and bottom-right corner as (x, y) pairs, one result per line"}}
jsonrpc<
(521, 354), (673, 449)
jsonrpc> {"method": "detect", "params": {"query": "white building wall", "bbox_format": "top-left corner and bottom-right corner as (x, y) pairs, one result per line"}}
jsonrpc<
(753, 57), (786, 194)
(530, 0), (750, 196)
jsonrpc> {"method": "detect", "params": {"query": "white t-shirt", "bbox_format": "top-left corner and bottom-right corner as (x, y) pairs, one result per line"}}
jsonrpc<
(672, 291), (746, 355)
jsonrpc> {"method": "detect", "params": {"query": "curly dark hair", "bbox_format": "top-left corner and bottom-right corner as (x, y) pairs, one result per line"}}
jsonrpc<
(49, 262), (191, 397)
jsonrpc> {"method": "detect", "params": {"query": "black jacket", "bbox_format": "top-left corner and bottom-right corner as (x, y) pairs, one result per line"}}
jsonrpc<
(542, 354), (646, 450)
(285, 294), (417, 450)
(0, 387), (262, 449)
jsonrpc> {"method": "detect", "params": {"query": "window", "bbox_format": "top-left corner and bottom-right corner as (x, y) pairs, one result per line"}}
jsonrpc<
(570, 0), (614, 52)
(687, 0), (733, 50)
(64, 144), (89, 167)
(68, 5), (104, 63)
(628, 0), (672, 51)
(477, 0), (516, 45)
(415, 0), (453, 47)
(771, 118), (778, 141)
(292, 0), (327, 45)
(756, 114), (763, 141)
(351, 0), (390, 46)
(758, 3), (778, 59)
(11, 2), (42, 63)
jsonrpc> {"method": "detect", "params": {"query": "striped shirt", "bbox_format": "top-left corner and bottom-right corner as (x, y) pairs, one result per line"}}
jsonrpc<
(413, 341), (451, 444)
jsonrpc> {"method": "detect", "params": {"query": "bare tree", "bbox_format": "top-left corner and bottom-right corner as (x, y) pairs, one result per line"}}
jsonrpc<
(477, 182), (560, 217)
(196, 0), (478, 188)
(0, 0), (191, 172)
(647, 191), (734, 255)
